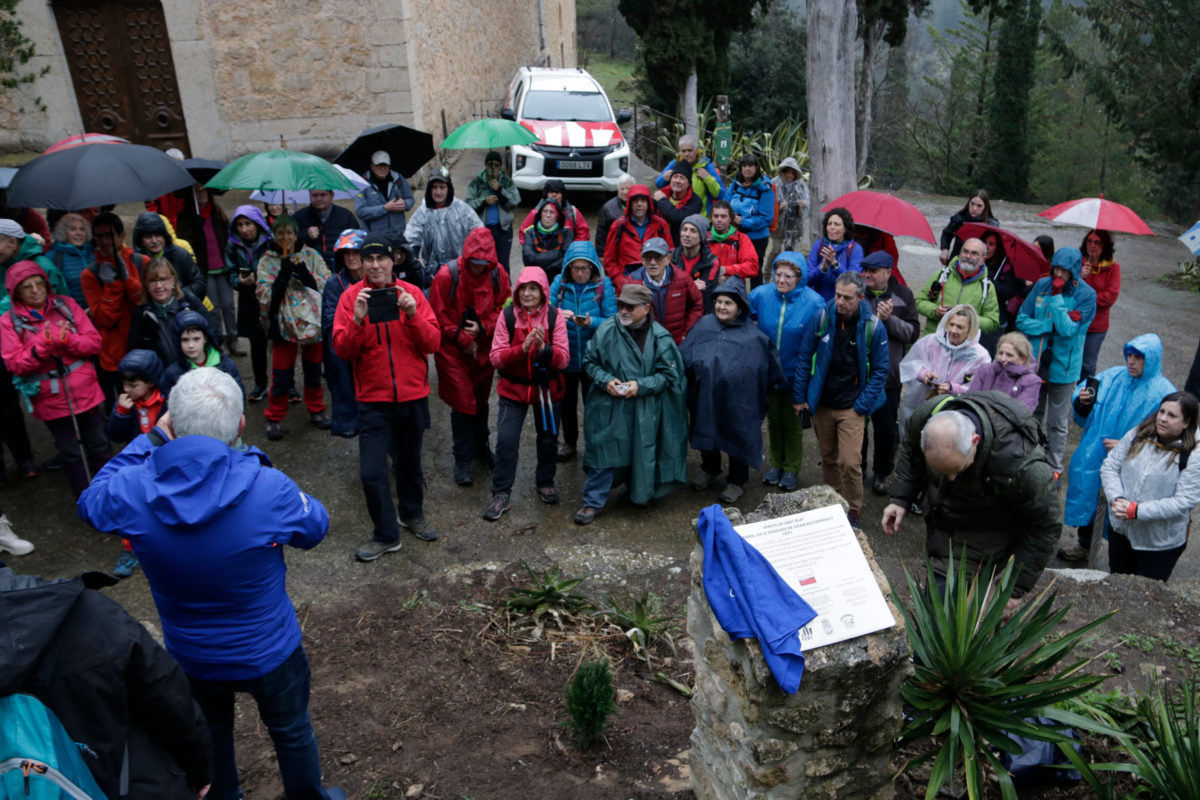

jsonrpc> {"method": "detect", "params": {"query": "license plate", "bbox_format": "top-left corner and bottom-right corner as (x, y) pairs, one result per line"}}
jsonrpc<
(556, 160), (590, 170)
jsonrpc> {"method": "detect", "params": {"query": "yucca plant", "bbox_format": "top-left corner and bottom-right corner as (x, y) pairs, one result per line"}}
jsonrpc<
(893, 554), (1115, 800)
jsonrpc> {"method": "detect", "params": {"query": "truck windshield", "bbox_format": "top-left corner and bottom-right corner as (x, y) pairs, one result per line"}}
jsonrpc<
(522, 90), (611, 122)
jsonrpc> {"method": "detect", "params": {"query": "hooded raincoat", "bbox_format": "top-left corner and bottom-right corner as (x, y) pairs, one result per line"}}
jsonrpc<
(131, 212), (207, 301)
(602, 185), (674, 281)
(967, 357), (1041, 412)
(681, 279), (784, 467)
(428, 229), (511, 414)
(548, 240), (618, 373)
(899, 311), (991, 426)
(0, 231), (67, 314)
(1065, 333), (1175, 526)
(520, 198), (570, 282)
(404, 179), (484, 273)
(490, 266), (570, 404)
(161, 309), (244, 398)
(748, 252), (823, 380)
(582, 315), (689, 504)
(1017, 248), (1097, 384)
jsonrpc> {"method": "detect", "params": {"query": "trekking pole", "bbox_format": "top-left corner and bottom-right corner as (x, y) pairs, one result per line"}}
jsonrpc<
(54, 355), (92, 483)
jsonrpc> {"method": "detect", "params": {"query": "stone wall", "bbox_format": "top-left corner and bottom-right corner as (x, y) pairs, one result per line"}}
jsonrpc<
(688, 489), (912, 800)
(4, 0), (576, 158)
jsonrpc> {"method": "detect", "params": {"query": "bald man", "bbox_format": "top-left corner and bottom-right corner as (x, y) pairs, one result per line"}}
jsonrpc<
(915, 237), (1000, 336)
(882, 391), (1059, 611)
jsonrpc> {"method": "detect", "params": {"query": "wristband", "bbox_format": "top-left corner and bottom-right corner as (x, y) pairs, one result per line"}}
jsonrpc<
(1126, 501), (1137, 520)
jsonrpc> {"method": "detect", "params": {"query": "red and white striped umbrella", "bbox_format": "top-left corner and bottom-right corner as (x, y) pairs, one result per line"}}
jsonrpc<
(1037, 196), (1154, 236)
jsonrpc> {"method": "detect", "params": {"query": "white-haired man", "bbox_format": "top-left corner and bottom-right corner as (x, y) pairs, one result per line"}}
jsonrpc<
(78, 367), (344, 800)
(654, 133), (726, 215)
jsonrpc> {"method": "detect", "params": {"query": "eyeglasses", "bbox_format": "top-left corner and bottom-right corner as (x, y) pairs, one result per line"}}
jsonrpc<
(617, 302), (641, 311)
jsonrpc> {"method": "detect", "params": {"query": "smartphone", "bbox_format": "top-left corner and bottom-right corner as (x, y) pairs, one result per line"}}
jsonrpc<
(367, 287), (399, 323)
(798, 408), (812, 429)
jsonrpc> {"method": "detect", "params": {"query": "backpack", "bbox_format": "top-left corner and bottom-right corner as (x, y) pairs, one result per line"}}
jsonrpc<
(499, 304), (561, 388)
(809, 308), (877, 376)
(447, 260), (501, 301)
(0, 693), (107, 799)
(929, 262), (992, 307)
(555, 280), (604, 309)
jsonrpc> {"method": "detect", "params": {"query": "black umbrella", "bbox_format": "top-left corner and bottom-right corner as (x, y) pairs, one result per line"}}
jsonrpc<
(5, 143), (195, 210)
(334, 124), (435, 179)
(181, 157), (228, 185)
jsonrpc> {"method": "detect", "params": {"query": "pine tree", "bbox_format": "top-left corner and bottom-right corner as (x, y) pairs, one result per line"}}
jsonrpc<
(979, 0), (1041, 201)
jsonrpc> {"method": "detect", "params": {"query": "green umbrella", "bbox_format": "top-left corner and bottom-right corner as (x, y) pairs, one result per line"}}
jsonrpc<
(441, 119), (539, 150)
(205, 149), (358, 192)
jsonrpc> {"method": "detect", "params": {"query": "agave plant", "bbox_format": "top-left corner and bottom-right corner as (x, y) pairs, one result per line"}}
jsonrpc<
(596, 591), (678, 665)
(504, 562), (591, 627)
(893, 554), (1115, 800)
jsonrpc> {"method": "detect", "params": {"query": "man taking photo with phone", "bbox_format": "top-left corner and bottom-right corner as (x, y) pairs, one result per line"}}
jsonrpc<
(332, 234), (441, 561)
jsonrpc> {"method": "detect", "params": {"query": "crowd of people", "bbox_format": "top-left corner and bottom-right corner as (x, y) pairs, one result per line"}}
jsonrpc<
(1, 134), (1199, 800)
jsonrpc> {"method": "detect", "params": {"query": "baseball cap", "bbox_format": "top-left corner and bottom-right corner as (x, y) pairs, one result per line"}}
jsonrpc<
(0, 219), (26, 239)
(641, 237), (670, 256)
(360, 233), (393, 257)
(371, 151), (391, 166)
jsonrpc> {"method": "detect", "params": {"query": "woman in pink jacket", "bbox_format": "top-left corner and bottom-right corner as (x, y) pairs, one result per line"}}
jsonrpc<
(898, 303), (991, 427)
(968, 331), (1040, 412)
(483, 266), (570, 521)
(0, 260), (108, 497)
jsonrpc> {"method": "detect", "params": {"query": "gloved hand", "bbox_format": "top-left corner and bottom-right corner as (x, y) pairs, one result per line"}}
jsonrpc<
(1051, 276), (1066, 295)
(1067, 310), (1082, 322)
(97, 263), (118, 283)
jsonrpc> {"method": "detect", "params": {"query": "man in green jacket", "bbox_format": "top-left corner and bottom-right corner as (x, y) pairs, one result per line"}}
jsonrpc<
(574, 283), (688, 524)
(881, 391), (1059, 611)
(915, 237), (999, 335)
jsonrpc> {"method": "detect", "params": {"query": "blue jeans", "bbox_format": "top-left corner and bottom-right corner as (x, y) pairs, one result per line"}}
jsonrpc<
(189, 646), (330, 800)
(323, 341), (357, 437)
(582, 466), (615, 509)
(1080, 330), (1107, 382)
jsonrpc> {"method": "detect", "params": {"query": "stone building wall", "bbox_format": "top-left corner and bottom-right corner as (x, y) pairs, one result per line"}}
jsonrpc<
(4, 0), (576, 159)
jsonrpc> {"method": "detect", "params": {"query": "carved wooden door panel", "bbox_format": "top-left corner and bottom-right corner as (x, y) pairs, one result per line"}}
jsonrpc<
(52, 0), (191, 154)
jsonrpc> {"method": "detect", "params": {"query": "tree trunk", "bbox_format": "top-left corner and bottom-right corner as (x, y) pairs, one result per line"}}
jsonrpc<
(683, 64), (698, 136)
(855, 18), (886, 179)
(807, 0), (859, 240)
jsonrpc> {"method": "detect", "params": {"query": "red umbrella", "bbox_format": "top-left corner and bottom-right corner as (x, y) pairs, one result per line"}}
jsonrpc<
(822, 190), (935, 245)
(1037, 196), (1154, 236)
(855, 224), (907, 286)
(43, 133), (130, 154)
(956, 222), (1049, 282)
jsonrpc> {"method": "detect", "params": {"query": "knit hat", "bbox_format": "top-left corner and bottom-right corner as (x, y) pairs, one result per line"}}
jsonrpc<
(485, 150), (502, 165)
(360, 233), (393, 258)
(618, 283), (653, 305)
(682, 213), (709, 238)
(671, 161), (694, 182)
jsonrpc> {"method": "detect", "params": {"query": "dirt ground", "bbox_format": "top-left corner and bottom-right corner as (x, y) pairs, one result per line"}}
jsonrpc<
(4, 149), (1200, 799)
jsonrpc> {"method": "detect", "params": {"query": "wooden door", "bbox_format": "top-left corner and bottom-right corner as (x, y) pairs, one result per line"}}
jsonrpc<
(51, 0), (191, 154)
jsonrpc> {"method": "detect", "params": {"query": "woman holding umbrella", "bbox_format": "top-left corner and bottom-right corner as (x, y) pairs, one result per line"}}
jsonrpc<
(1079, 229), (1121, 381)
(1, 260), (109, 498)
(939, 190), (997, 266)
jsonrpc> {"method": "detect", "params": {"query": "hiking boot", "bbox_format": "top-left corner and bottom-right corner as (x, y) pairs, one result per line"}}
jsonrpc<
(719, 483), (745, 504)
(248, 385), (268, 403)
(113, 550), (139, 578)
(556, 442), (576, 462)
(288, 387), (302, 404)
(538, 485), (560, 505)
(482, 491), (511, 521)
(453, 460), (473, 486)
(1057, 545), (1088, 563)
(400, 516), (438, 541)
(690, 470), (720, 491)
(17, 459), (38, 478)
(265, 420), (283, 441)
(574, 506), (598, 525)
(310, 411), (331, 430)
(762, 466), (782, 486)
(779, 472), (799, 491)
(871, 476), (890, 496)
(847, 510), (862, 529)
(355, 539), (403, 562)
(43, 453), (66, 471)
(0, 515), (34, 556)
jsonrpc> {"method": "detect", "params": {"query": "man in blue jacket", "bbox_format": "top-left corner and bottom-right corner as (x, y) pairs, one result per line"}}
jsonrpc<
(793, 272), (889, 528)
(354, 150), (415, 248)
(1017, 247), (1097, 480)
(77, 367), (343, 800)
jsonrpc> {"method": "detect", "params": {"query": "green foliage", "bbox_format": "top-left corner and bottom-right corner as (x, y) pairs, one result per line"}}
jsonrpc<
(0, 0), (49, 112)
(597, 591), (677, 665)
(977, 0), (1040, 201)
(1120, 633), (1200, 673)
(504, 562), (591, 626)
(893, 555), (1114, 800)
(655, 111), (809, 175)
(727, 2), (807, 132)
(562, 659), (617, 748)
(576, 0), (637, 60)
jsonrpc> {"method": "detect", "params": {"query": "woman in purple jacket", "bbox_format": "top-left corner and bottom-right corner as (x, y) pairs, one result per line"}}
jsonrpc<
(968, 331), (1040, 412)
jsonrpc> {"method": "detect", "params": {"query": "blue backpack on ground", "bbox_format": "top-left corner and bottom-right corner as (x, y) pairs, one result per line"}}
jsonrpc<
(0, 693), (107, 799)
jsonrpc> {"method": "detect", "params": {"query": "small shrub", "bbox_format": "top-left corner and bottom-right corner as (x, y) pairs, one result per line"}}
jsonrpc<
(563, 659), (617, 749)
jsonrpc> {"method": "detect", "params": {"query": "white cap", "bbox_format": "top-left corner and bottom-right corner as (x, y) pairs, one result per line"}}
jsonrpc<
(0, 219), (26, 239)
(371, 150), (391, 166)
(165, 148), (186, 161)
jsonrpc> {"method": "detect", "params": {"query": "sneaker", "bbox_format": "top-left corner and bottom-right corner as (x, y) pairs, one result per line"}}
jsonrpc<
(573, 506), (598, 525)
(400, 516), (438, 541)
(265, 420), (283, 441)
(355, 539), (403, 562)
(779, 471), (798, 491)
(762, 466), (782, 486)
(556, 442), (576, 462)
(310, 411), (331, 430)
(248, 385), (268, 403)
(112, 550), (139, 578)
(17, 459), (38, 478)
(43, 453), (66, 471)
(538, 485), (560, 505)
(482, 491), (511, 521)
(1057, 545), (1088, 563)
(288, 388), (302, 404)
(847, 510), (862, 529)
(719, 483), (745, 504)
(690, 470), (720, 491)
(453, 461), (473, 487)
(0, 515), (34, 556)
(871, 477), (890, 496)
